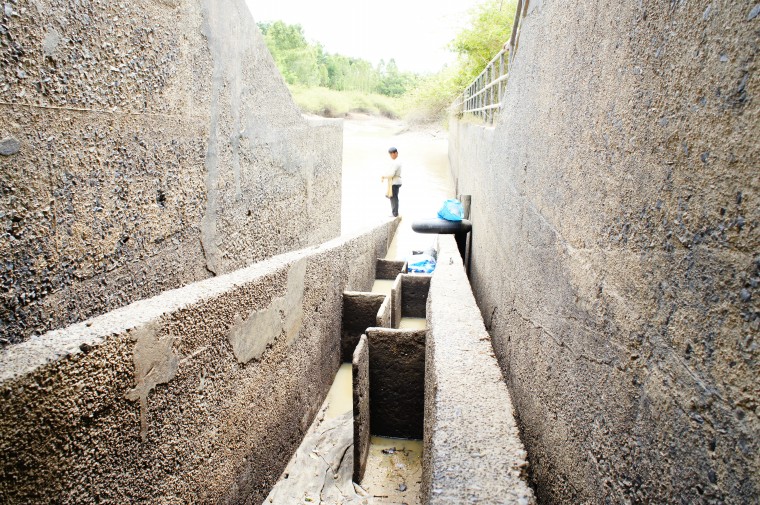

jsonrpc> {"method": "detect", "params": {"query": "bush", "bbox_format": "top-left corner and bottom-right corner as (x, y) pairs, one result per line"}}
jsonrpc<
(288, 86), (403, 119)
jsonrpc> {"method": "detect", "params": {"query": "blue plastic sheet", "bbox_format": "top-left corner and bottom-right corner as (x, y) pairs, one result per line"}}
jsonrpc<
(437, 198), (464, 221)
(407, 253), (436, 273)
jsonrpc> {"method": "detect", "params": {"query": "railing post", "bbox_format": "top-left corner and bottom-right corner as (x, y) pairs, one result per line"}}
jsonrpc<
(498, 53), (504, 122)
(488, 64), (494, 124)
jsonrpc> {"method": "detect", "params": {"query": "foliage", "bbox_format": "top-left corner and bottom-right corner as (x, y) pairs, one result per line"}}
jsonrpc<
(258, 21), (418, 97)
(288, 86), (402, 119)
(258, 21), (322, 86)
(401, 66), (462, 124)
(258, 1), (516, 122)
(404, 0), (517, 124)
(449, 0), (517, 82)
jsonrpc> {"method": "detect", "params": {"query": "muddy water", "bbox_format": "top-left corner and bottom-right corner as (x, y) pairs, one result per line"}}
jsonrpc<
(342, 114), (455, 262)
(399, 317), (426, 330)
(361, 437), (423, 504)
(371, 279), (395, 298)
(324, 362), (353, 420)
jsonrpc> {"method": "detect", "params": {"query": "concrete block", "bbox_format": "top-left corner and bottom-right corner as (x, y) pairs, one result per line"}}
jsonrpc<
(352, 335), (370, 483)
(375, 259), (407, 280)
(365, 328), (426, 439)
(341, 292), (386, 362)
(422, 235), (534, 504)
(401, 274), (432, 318)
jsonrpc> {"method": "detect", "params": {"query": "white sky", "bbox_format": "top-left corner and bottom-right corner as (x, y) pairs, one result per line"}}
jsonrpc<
(244, 0), (487, 74)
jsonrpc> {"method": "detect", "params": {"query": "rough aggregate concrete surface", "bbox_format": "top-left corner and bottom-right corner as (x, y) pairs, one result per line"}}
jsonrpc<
(0, 220), (397, 504)
(352, 334), (370, 483)
(422, 235), (534, 504)
(365, 327), (426, 439)
(375, 258), (406, 280)
(0, 0), (342, 345)
(449, 1), (759, 503)
(400, 273), (431, 318)
(341, 291), (386, 362)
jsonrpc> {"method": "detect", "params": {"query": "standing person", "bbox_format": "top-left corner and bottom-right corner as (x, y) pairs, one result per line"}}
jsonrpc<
(381, 147), (402, 217)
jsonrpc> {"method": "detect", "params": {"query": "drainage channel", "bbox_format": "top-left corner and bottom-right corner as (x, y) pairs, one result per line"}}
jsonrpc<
(322, 361), (423, 504)
(265, 259), (429, 504)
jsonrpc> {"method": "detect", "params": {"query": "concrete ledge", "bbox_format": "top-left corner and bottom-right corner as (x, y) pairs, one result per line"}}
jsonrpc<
(422, 235), (535, 504)
(392, 274), (403, 328)
(352, 335), (370, 483)
(377, 294), (391, 328)
(0, 220), (398, 504)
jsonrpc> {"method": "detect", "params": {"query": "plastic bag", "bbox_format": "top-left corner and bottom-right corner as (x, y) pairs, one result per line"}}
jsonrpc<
(437, 198), (464, 221)
(407, 253), (436, 273)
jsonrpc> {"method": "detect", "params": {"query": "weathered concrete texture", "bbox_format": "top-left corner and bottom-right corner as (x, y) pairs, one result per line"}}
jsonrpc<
(341, 292), (386, 362)
(366, 327), (426, 440)
(0, 0), (342, 345)
(448, 1), (758, 503)
(353, 334), (370, 483)
(422, 236), (535, 505)
(401, 274), (432, 318)
(263, 410), (366, 504)
(391, 274), (402, 328)
(377, 294), (391, 328)
(375, 258), (407, 280)
(0, 220), (397, 504)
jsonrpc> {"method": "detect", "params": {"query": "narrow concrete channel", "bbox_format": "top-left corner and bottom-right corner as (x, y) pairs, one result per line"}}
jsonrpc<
(265, 272), (429, 504)
(264, 115), (454, 504)
(323, 360), (424, 504)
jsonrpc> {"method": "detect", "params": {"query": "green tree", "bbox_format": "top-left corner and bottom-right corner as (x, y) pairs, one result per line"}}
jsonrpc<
(258, 21), (320, 86)
(449, 0), (517, 83)
(405, 0), (517, 123)
(258, 20), (419, 97)
(377, 59), (405, 96)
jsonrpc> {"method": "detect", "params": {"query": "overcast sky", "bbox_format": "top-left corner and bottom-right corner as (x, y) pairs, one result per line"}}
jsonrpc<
(244, 0), (487, 74)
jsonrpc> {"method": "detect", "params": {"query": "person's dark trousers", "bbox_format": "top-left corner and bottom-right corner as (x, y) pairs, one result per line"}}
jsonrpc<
(391, 184), (401, 217)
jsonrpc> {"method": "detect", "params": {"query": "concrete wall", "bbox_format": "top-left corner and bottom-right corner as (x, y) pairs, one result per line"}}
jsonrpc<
(422, 235), (534, 504)
(0, 220), (397, 504)
(0, 0), (341, 345)
(352, 334), (370, 483)
(341, 291), (386, 361)
(449, 1), (758, 503)
(366, 327), (426, 439)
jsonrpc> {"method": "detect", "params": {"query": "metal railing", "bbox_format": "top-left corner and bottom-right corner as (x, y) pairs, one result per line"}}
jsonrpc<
(453, 0), (528, 125)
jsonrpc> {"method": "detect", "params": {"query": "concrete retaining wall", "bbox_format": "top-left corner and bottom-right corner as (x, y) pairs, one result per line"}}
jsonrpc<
(449, 1), (758, 503)
(0, 220), (397, 504)
(0, 0), (342, 345)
